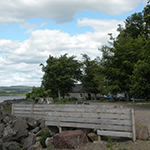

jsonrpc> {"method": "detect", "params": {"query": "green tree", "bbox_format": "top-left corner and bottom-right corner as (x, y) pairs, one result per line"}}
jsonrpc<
(26, 86), (51, 102)
(40, 54), (82, 99)
(99, 4), (150, 101)
(100, 32), (146, 101)
(123, 5), (150, 39)
(131, 40), (150, 100)
(81, 54), (103, 100)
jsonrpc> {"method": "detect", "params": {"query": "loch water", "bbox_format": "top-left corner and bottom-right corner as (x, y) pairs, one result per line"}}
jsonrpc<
(0, 96), (26, 103)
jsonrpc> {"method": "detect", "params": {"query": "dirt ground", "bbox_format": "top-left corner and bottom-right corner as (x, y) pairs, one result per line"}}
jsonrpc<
(51, 102), (150, 150)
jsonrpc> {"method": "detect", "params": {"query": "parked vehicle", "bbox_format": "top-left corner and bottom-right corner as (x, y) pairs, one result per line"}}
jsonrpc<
(130, 97), (144, 102)
(113, 93), (126, 101)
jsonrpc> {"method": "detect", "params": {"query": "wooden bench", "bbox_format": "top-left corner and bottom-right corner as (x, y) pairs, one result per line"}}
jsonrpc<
(12, 104), (136, 141)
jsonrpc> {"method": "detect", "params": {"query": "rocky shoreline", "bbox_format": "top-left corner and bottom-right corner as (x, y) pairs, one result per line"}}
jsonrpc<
(0, 99), (25, 109)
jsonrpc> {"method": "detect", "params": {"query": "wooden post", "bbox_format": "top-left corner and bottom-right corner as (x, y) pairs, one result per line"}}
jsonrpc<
(12, 103), (14, 116)
(131, 109), (136, 142)
(59, 127), (62, 133)
(98, 135), (101, 141)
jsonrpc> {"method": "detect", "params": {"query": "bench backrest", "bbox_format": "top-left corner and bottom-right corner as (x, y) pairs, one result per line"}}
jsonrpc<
(12, 104), (135, 141)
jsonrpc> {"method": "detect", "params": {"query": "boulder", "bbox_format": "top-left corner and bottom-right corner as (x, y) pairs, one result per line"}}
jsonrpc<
(30, 127), (40, 134)
(36, 130), (42, 137)
(3, 115), (12, 124)
(0, 123), (5, 137)
(13, 118), (28, 132)
(45, 137), (53, 148)
(38, 118), (45, 128)
(0, 139), (3, 150)
(136, 126), (149, 140)
(47, 126), (59, 136)
(2, 134), (13, 143)
(14, 129), (29, 142)
(53, 130), (89, 149)
(27, 141), (43, 150)
(3, 141), (20, 150)
(87, 132), (98, 141)
(3, 124), (17, 137)
(23, 133), (36, 149)
(26, 117), (40, 129)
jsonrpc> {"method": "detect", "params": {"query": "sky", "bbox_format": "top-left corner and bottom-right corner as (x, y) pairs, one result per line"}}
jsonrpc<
(0, 0), (148, 87)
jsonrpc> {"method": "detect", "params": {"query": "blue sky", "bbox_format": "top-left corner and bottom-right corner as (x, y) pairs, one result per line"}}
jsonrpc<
(0, 0), (148, 86)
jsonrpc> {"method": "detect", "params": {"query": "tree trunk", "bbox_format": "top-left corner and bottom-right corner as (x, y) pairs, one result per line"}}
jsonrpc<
(58, 90), (61, 100)
(126, 91), (130, 102)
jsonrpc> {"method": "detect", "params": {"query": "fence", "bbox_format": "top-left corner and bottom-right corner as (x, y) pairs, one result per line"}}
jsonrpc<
(12, 103), (136, 141)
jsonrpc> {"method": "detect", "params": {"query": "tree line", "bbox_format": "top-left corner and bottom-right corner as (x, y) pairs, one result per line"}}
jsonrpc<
(27, 4), (150, 101)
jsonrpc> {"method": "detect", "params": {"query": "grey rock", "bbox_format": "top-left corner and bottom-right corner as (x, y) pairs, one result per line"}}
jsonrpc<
(3, 124), (17, 137)
(2, 134), (13, 143)
(0, 139), (4, 150)
(13, 118), (28, 132)
(45, 137), (53, 148)
(36, 130), (42, 137)
(0, 123), (5, 137)
(27, 141), (43, 150)
(38, 118), (45, 128)
(14, 129), (29, 142)
(26, 117), (40, 128)
(53, 130), (89, 149)
(47, 126), (58, 136)
(23, 133), (36, 149)
(3, 141), (20, 150)
(136, 126), (149, 140)
(3, 115), (11, 124)
(30, 127), (40, 133)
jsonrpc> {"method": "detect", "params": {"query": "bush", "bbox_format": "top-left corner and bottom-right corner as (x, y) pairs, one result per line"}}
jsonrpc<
(26, 86), (51, 103)
(39, 128), (51, 148)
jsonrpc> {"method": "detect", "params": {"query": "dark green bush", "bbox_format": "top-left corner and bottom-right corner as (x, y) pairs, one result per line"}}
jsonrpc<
(39, 128), (51, 148)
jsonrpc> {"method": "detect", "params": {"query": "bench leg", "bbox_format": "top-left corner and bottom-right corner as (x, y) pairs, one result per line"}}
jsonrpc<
(58, 127), (62, 133)
(98, 135), (101, 141)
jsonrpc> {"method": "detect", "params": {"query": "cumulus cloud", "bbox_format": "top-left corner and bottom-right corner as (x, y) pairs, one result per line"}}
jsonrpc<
(0, 18), (124, 86)
(0, 0), (146, 24)
(19, 23), (38, 34)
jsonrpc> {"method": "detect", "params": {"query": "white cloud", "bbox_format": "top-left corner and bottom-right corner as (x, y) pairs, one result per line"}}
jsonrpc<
(40, 22), (47, 27)
(0, 18), (123, 86)
(19, 23), (38, 34)
(0, 0), (147, 24)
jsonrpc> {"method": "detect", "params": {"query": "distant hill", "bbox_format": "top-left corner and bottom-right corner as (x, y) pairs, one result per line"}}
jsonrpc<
(0, 86), (33, 96)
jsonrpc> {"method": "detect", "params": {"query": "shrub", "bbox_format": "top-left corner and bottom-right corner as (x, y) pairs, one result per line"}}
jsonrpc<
(39, 128), (51, 148)
(26, 86), (51, 103)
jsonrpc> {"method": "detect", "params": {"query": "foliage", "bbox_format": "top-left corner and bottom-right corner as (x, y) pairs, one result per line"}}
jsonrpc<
(41, 54), (82, 99)
(99, 4), (150, 101)
(26, 86), (51, 102)
(106, 137), (115, 150)
(81, 54), (104, 98)
(39, 128), (51, 148)
(2, 105), (12, 113)
(130, 41), (150, 100)
(100, 34), (146, 100)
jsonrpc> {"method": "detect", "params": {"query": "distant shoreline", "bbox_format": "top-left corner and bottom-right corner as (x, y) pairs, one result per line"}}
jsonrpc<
(0, 96), (26, 103)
